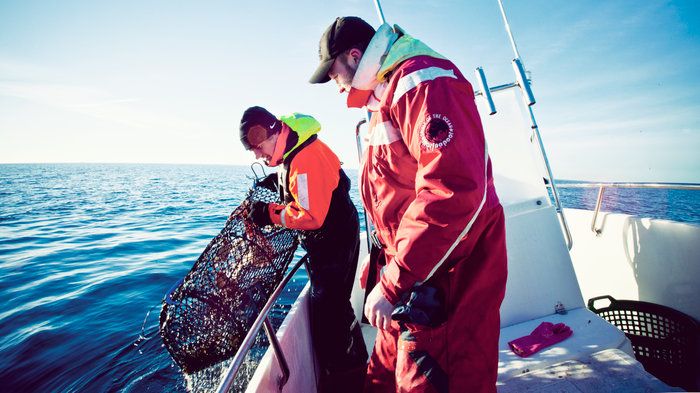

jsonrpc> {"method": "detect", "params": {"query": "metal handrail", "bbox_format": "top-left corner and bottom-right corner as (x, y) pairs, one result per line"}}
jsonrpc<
(550, 182), (700, 234)
(530, 111), (573, 250)
(262, 317), (289, 390)
(477, 78), (575, 248)
(499, 73), (573, 249)
(356, 119), (372, 253)
(373, 0), (386, 25)
(474, 81), (519, 96)
(491, 0), (573, 249)
(216, 255), (310, 393)
(554, 182), (700, 190)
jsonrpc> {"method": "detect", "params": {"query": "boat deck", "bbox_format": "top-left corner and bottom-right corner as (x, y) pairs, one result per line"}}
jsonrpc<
(498, 348), (679, 392)
(361, 320), (677, 392)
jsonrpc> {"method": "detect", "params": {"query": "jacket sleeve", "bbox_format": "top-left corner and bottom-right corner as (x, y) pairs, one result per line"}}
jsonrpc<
(268, 141), (341, 231)
(379, 73), (490, 305)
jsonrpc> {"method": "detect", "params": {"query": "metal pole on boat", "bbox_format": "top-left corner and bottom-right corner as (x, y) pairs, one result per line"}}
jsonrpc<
(497, 0), (534, 107)
(495, 0), (573, 249)
(373, 0), (387, 25)
(356, 119), (372, 253)
(496, 0), (522, 61)
(475, 67), (497, 115)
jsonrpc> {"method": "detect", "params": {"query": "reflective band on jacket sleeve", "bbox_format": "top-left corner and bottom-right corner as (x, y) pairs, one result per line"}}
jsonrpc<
(418, 140), (489, 284)
(368, 121), (402, 146)
(392, 67), (457, 106)
(297, 173), (309, 210)
(280, 211), (287, 227)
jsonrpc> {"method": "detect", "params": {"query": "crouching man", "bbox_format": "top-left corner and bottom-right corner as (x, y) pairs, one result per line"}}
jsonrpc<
(239, 106), (368, 392)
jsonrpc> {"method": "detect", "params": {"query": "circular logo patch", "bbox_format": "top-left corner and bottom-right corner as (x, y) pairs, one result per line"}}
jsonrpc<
(420, 114), (454, 150)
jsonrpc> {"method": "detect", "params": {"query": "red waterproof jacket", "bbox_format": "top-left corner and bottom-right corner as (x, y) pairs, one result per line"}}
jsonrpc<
(357, 28), (508, 392)
(361, 56), (503, 305)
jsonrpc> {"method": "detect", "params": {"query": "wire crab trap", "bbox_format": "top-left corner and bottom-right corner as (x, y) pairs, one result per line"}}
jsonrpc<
(159, 181), (298, 374)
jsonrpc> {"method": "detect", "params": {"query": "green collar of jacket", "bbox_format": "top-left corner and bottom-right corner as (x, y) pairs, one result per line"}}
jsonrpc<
(377, 25), (446, 82)
(280, 113), (321, 159)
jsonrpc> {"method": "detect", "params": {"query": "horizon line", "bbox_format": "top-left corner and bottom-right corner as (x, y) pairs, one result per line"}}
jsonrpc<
(3, 162), (698, 185)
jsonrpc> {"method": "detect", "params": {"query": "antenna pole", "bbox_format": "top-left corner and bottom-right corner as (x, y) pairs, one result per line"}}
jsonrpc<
(496, 0), (522, 60)
(495, 0), (572, 249)
(373, 0), (387, 24)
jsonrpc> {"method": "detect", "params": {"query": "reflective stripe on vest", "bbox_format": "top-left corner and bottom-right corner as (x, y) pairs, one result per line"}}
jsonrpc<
(368, 121), (402, 146)
(391, 66), (457, 106)
(296, 173), (310, 210)
(280, 211), (287, 227)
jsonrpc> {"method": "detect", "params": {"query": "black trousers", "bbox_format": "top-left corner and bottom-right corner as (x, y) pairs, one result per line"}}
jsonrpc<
(303, 205), (368, 392)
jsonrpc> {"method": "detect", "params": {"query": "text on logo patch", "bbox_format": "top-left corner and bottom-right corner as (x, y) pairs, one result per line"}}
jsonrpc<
(419, 113), (454, 150)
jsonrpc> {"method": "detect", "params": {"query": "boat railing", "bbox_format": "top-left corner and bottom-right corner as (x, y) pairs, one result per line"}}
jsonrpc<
(356, 119), (373, 253)
(216, 254), (311, 393)
(552, 182), (700, 234)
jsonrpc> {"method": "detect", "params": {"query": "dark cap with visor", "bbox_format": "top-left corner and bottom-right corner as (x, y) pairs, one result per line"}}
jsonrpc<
(309, 16), (376, 84)
(239, 106), (282, 150)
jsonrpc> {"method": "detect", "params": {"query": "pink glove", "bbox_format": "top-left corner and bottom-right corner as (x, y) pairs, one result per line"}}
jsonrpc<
(508, 322), (573, 358)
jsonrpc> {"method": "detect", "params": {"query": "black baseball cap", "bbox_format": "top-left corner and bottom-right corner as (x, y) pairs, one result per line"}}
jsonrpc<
(309, 16), (376, 84)
(239, 106), (281, 150)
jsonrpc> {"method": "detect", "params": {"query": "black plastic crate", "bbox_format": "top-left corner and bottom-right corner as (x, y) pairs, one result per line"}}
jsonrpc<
(588, 295), (700, 391)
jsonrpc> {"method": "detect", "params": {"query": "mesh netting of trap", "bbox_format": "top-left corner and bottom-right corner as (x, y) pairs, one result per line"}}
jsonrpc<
(159, 184), (298, 374)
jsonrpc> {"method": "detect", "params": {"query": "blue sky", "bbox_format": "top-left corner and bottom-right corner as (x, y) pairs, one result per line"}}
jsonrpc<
(1, 0), (698, 182)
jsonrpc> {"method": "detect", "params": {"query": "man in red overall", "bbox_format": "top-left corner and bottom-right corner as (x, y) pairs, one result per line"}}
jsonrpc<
(310, 17), (508, 392)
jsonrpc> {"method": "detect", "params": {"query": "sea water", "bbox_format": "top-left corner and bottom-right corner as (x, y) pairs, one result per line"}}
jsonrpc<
(1, 163), (697, 392)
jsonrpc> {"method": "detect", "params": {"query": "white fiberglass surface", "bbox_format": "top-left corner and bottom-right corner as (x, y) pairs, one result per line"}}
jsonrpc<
(499, 204), (584, 328)
(497, 308), (632, 382)
(476, 86), (549, 207)
(565, 208), (700, 322)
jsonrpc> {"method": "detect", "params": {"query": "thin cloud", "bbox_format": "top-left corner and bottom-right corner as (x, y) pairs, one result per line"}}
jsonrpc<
(530, 1), (670, 68)
(0, 80), (184, 130)
(0, 58), (52, 81)
(70, 98), (143, 108)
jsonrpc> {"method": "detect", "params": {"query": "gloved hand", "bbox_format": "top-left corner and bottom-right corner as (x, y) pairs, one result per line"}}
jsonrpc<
(256, 173), (278, 192)
(391, 285), (446, 328)
(508, 322), (573, 358)
(249, 201), (273, 227)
